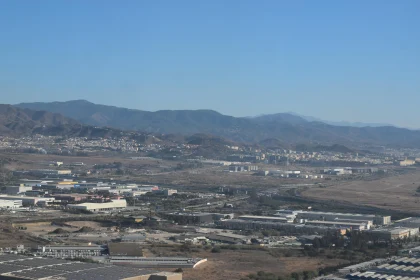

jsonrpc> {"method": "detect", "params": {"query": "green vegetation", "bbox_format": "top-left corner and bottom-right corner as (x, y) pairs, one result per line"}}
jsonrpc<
(241, 270), (318, 280)
(211, 246), (221, 253)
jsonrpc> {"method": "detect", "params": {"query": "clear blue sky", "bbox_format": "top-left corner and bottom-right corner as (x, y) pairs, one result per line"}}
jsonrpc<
(1, 0), (419, 127)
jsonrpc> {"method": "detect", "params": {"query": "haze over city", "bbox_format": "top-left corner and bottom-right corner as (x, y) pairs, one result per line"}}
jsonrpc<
(1, 0), (420, 128)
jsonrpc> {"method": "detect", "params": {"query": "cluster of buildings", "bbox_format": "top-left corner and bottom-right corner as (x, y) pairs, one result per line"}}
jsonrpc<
(256, 167), (384, 178)
(228, 165), (258, 172)
(0, 135), (143, 154)
(258, 169), (325, 179)
(158, 209), (420, 243)
(13, 169), (73, 178)
(322, 167), (370, 175)
(265, 150), (386, 165)
(214, 210), (420, 241)
(0, 179), (178, 212)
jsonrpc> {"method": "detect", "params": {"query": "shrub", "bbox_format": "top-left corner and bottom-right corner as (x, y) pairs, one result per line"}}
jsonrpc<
(211, 247), (221, 253)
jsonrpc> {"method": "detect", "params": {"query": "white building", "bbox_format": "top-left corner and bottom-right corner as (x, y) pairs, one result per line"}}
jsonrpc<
(37, 245), (103, 258)
(279, 210), (391, 226)
(164, 189), (177, 196)
(0, 195), (54, 207)
(67, 199), (127, 212)
(0, 199), (22, 209)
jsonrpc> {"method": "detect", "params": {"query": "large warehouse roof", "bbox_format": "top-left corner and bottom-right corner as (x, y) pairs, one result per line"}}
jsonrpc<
(67, 199), (127, 210)
(0, 255), (181, 280)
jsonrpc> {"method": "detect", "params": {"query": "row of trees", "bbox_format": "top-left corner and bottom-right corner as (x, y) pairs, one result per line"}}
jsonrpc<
(242, 270), (318, 280)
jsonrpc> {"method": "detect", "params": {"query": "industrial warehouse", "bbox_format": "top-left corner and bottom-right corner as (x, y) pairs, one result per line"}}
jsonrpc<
(37, 245), (105, 258)
(317, 255), (420, 280)
(346, 257), (420, 280)
(0, 199), (22, 209)
(276, 210), (392, 226)
(109, 256), (207, 268)
(66, 199), (127, 212)
(219, 211), (393, 234)
(0, 254), (182, 280)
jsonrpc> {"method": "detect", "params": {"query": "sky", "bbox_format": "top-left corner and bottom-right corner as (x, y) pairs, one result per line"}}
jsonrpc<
(0, 0), (419, 128)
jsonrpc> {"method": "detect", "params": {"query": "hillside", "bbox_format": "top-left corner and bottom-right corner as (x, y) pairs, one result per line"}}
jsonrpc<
(15, 100), (420, 147)
(0, 104), (161, 143)
(0, 104), (78, 136)
(16, 100), (263, 142)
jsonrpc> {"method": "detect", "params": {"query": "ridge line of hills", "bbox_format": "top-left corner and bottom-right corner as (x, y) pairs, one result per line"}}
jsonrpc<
(2, 100), (420, 148)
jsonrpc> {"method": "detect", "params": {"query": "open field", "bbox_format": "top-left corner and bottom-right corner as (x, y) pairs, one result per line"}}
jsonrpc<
(129, 170), (323, 189)
(18, 221), (106, 236)
(302, 168), (420, 214)
(146, 244), (353, 280)
(1, 152), (178, 175)
(181, 250), (349, 280)
(2, 152), (324, 188)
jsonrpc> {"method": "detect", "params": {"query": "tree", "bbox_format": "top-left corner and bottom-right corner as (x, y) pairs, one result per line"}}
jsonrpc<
(211, 247), (221, 253)
(249, 189), (258, 200)
(115, 169), (125, 175)
(291, 272), (301, 280)
(303, 271), (316, 280)
(312, 238), (321, 249)
(97, 190), (111, 198)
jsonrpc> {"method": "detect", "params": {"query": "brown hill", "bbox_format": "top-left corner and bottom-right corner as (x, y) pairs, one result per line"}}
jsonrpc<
(0, 104), (165, 142)
(15, 100), (420, 148)
(0, 104), (78, 136)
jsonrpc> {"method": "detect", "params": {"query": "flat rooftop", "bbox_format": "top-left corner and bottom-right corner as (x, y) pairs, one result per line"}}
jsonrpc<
(306, 220), (366, 226)
(371, 227), (415, 233)
(297, 210), (386, 218)
(38, 245), (104, 250)
(168, 212), (212, 217)
(0, 254), (175, 280)
(238, 215), (288, 220)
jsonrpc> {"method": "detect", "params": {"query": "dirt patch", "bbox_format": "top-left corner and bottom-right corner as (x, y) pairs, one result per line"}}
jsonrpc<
(181, 251), (348, 280)
(65, 221), (104, 229)
(302, 169), (420, 214)
(148, 245), (349, 280)
(0, 223), (48, 248)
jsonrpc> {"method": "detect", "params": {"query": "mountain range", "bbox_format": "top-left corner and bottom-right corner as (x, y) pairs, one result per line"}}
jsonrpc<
(12, 100), (420, 148)
(0, 104), (76, 136)
(0, 104), (157, 141)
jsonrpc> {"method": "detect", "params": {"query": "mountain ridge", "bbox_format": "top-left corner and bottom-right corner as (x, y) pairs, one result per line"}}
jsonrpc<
(14, 100), (420, 148)
(0, 104), (162, 142)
